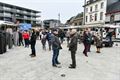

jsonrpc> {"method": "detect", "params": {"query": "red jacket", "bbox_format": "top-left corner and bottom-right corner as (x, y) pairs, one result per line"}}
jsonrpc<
(23, 32), (29, 39)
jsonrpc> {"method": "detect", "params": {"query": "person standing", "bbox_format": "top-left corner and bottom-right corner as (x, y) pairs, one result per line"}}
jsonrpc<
(41, 31), (47, 50)
(83, 28), (92, 57)
(23, 30), (30, 47)
(94, 33), (102, 53)
(106, 30), (113, 42)
(87, 28), (92, 52)
(46, 30), (52, 51)
(68, 29), (78, 69)
(66, 29), (71, 47)
(39, 30), (42, 40)
(29, 29), (37, 57)
(18, 30), (24, 46)
(13, 30), (19, 46)
(58, 29), (65, 44)
(51, 29), (62, 67)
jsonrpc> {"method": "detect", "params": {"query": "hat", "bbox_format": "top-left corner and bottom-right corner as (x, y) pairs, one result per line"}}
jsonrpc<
(70, 29), (76, 35)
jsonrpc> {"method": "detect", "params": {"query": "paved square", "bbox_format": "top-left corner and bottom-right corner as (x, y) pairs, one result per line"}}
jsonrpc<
(0, 40), (120, 80)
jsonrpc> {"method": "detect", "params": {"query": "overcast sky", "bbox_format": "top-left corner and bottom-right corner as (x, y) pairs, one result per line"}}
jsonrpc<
(0, 0), (84, 23)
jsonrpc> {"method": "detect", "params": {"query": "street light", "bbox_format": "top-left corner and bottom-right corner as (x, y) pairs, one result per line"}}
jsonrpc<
(58, 13), (60, 27)
(83, 0), (86, 25)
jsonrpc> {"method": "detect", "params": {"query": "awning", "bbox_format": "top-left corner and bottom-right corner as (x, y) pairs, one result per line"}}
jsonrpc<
(0, 20), (17, 26)
(82, 24), (104, 28)
(103, 24), (120, 28)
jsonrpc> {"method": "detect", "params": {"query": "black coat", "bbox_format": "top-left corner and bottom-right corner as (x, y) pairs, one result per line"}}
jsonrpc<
(83, 32), (92, 44)
(51, 34), (61, 50)
(69, 33), (78, 52)
(30, 33), (37, 45)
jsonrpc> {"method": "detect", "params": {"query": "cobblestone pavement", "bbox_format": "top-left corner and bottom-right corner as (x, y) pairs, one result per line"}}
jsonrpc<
(0, 40), (120, 80)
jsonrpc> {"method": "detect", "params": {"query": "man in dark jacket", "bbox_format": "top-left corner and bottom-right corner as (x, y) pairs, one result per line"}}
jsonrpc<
(51, 29), (62, 67)
(30, 29), (37, 57)
(68, 29), (78, 69)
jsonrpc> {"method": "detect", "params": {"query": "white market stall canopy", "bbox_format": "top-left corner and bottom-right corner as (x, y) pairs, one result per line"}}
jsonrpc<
(59, 24), (120, 29)
(0, 20), (17, 26)
(59, 26), (83, 29)
(103, 24), (120, 28)
(82, 24), (103, 28)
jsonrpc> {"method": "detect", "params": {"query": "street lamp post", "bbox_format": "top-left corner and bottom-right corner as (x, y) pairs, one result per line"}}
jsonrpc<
(83, 0), (86, 25)
(58, 13), (60, 27)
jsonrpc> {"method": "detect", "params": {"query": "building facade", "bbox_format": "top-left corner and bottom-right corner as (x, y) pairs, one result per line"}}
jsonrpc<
(83, 0), (107, 26)
(0, 2), (40, 25)
(43, 19), (61, 29)
(105, 0), (120, 39)
(106, 0), (120, 25)
(66, 13), (83, 26)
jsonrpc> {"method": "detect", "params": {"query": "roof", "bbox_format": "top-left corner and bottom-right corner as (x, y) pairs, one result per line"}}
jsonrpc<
(107, 1), (120, 14)
(0, 2), (40, 13)
(75, 13), (83, 19)
(83, 0), (101, 7)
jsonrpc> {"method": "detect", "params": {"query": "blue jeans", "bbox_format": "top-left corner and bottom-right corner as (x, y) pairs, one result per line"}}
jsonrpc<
(52, 48), (59, 65)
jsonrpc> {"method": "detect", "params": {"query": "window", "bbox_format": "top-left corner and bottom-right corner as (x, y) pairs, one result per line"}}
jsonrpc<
(90, 6), (92, 12)
(15, 14), (20, 17)
(74, 23), (77, 26)
(4, 12), (11, 17)
(23, 11), (27, 14)
(79, 22), (82, 25)
(90, 15), (92, 22)
(16, 9), (21, 12)
(95, 13), (97, 21)
(24, 16), (27, 19)
(95, 4), (98, 11)
(3, 6), (11, 10)
(101, 2), (104, 9)
(100, 12), (103, 20)
(110, 15), (115, 23)
(86, 16), (88, 22)
(86, 8), (88, 13)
